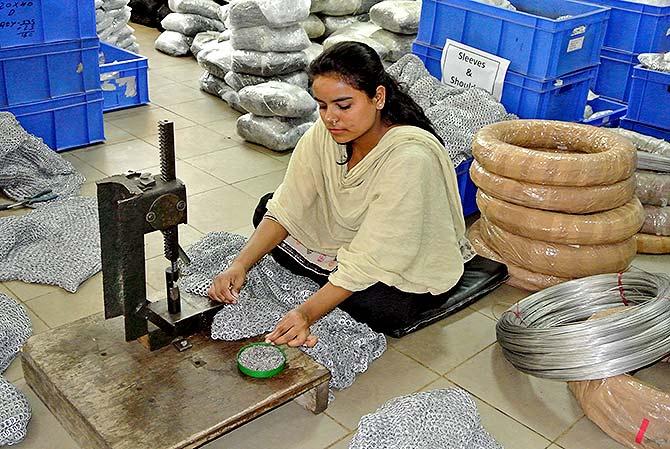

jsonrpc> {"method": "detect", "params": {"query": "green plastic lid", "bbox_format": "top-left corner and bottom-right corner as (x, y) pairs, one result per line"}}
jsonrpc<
(237, 342), (287, 379)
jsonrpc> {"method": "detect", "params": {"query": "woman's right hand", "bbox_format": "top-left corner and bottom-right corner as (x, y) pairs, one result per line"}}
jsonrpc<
(208, 261), (247, 304)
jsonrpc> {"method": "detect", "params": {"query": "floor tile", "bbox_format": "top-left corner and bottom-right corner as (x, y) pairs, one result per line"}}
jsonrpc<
(149, 83), (205, 107)
(390, 307), (497, 374)
(630, 254), (670, 275)
(140, 160), (228, 195)
(164, 97), (241, 124)
(326, 433), (355, 449)
(556, 417), (627, 449)
(142, 125), (239, 160)
(469, 283), (529, 320)
(187, 146), (286, 184)
(108, 107), (197, 138)
(153, 63), (207, 83)
(635, 360), (670, 391)
(144, 224), (204, 260)
(14, 379), (82, 449)
(2, 281), (60, 302)
(246, 141), (294, 163)
(325, 347), (439, 430)
(180, 78), (204, 90)
(73, 139), (162, 176)
(187, 186), (259, 233)
(78, 183), (98, 198)
(547, 446), (565, 449)
(5, 356), (24, 382)
(25, 274), (103, 329)
(0, 282), (12, 297)
(202, 401), (348, 449)
(101, 121), (136, 145)
(60, 154), (107, 184)
(204, 117), (245, 142)
(147, 70), (175, 89)
(102, 103), (160, 121)
(421, 378), (552, 449)
(232, 169), (286, 200)
(447, 345), (583, 441)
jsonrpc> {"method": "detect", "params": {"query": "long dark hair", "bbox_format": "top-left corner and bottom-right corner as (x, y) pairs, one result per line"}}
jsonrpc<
(308, 41), (443, 164)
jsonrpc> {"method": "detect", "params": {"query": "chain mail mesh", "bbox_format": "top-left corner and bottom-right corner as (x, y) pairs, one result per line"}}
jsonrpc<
(349, 388), (503, 449)
(178, 232), (387, 391)
(0, 112), (84, 204)
(387, 55), (516, 167)
(0, 292), (32, 446)
(0, 197), (101, 293)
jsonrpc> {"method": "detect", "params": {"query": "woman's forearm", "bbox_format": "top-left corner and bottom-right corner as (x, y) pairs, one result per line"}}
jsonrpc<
(234, 217), (288, 270)
(297, 282), (353, 324)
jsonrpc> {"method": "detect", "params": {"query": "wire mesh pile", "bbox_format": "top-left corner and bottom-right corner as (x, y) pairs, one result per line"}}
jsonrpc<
(496, 271), (670, 381)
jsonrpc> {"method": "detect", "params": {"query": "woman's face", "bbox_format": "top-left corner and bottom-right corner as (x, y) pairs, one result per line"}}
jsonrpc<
(312, 74), (382, 145)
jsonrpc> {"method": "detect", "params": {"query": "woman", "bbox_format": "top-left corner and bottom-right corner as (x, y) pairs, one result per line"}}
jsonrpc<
(208, 42), (470, 347)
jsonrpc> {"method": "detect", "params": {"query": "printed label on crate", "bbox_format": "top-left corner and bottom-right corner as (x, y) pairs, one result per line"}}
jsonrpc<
(0, 2), (37, 41)
(567, 36), (585, 53)
(440, 39), (510, 101)
(571, 25), (586, 36)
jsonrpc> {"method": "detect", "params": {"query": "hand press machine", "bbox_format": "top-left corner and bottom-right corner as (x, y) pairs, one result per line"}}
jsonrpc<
(96, 120), (223, 351)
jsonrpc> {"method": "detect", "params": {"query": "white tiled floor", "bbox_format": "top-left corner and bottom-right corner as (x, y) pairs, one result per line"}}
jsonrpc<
(3, 24), (670, 449)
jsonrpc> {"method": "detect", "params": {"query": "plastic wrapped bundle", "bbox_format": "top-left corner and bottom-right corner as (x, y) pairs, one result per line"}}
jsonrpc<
(636, 170), (670, 207)
(479, 0), (517, 10)
(168, 0), (221, 19)
(197, 41), (233, 78)
(371, 29), (414, 62)
(222, 89), (248, 113)
(155, 30), (194, 56)
(350, 389), (502, 449)
(230, 24), (311, 52)
(369, 0), (421, 34)
(238, 81), (316, 117)
(161, 12), (225, 36)
(638, 51), (670, 72)
(311, 0), (382, 16)
(302, 14), (326, 39)
(611, 127), (670, 158)
(237, 114), (315, 151)
(101, 0), (129, 11)
(217, 4), (228, 22)
(303, 42), (324, 65)
(636, 232), (670, 254)
(228, 0), (310, 29)
(190, 31), (222, 56)
(129, 0), (169, 29)
(231, 49), (308, 76)
(324, 33), (389, 60)
(199, 71), (233, 97)
(98, 6), (132, 40)
(642, 205), (670, 236)
(224, 70), (309, 91)
(322, 14), (370, 38)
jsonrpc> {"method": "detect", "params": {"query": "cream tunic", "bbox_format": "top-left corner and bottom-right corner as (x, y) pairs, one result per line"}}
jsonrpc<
(266, 119), (466, 294)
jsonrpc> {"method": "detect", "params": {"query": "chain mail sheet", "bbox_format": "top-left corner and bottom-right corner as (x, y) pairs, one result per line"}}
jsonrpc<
(0, 112), (84, 204)
(0, 197), (101, 293)
(387, 55), (516, 167)
(349, 388), (503, 449)
(178, 232), (387, 391)
(0, 292), (32, 446)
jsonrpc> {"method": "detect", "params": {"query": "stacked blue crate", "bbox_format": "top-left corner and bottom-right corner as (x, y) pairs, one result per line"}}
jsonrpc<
(622, 64), (670, 140)
(585, 0), (670, 103)
(0, 0), (104, 151)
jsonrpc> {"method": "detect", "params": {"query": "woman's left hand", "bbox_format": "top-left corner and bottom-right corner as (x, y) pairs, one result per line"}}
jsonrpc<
(265, 308), (318, 348)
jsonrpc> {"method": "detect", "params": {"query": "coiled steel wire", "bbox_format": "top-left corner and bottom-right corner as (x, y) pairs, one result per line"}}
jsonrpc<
(496, 271), (670, 381)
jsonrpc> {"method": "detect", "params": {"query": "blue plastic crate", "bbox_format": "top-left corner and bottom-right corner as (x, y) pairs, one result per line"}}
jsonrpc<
(2, 90), (105, 151)
(580, 0), (670, 54)
(99, 42), (150, 112)
(620, 118), (670, 141)
(0, 37), (101, 108)
(626, 65), (670, 131)
(412, 41), (597, 121)
(416, 0), (609, 80)
(456, 158), (478, 217)
(0, 0), (96, 49)
(593, 48), (638, 103)
(582, 97), (627, 127)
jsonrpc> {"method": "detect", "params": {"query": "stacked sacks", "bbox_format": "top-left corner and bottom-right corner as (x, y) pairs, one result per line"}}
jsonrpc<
(155, 0), (226, 56)
(369, 0), (420, 63)
(96, 0), (139, 53)
(323, 22), (389, 61)
(312, 0), (383, 39)
(467, 120), (644, 291)
(129, 0), (170, 30)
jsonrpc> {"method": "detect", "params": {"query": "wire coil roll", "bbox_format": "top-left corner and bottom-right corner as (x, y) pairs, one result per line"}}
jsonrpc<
(496, 272), (670, 381)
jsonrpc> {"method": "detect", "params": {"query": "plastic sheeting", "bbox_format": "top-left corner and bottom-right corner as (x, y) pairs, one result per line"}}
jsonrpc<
(302, 14), (326, 39)
(197, 41), (233, 78)
(231, 49), (308, 76)
(323, 33), (389, 60)
(230, 24), (311, 53)
(369, 0), (421, 34)
(642, 205), (670, 236)
(228, 0), (310, 29)
(639, 51), (670, 72)
(322, 14), (370, 38)
(311, 0), (382, 16)
(225, 70), (309, 91)
(238, 81), (316, 117)
(190, 30), (222, 56)
(237, 114), (315, 151)
(161, 12), (225, 36)
(168, 0), (221, 20)
(636, 170), (670, 207)
(155, 30), (194, 56)
(371, 29), (414, 62)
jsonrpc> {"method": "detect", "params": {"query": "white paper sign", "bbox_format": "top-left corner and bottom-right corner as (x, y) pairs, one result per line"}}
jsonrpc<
(440, 39), (510, 101)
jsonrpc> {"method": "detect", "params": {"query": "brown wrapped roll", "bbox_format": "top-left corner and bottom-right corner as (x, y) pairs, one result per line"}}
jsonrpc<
(476, 190), (645, 245)
(472, 120), (636, 186)
(470, 160), (635, 214)
(636, 171), (670, 207)
(636, 233), (670, 254)
(642, 206), (670, 236)
(468, 220), (569, 291)
(478, 217), (637, 278)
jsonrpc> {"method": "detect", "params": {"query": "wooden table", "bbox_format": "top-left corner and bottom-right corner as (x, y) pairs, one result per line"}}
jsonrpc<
(22, 314), (331, 449)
